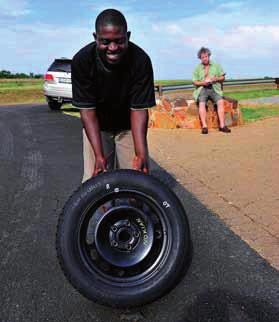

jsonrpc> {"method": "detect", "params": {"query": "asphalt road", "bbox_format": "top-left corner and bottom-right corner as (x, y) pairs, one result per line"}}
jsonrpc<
(0, 104), (279, 322)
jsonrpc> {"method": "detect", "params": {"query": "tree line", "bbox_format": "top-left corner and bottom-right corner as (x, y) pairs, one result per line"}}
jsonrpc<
(0, 70), (43, 79)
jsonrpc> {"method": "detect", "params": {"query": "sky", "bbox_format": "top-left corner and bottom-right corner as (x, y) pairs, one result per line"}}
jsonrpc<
(1, 0), (278, 80)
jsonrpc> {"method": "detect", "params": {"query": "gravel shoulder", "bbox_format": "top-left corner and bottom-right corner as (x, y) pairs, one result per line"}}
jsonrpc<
(148, 116), (279, 270)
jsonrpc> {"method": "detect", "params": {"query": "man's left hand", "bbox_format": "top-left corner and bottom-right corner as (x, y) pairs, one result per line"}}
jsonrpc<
(211, 76), (218, 83)
(132, 155), (149, 173)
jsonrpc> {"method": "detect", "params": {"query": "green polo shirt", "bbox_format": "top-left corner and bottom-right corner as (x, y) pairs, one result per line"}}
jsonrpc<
(192, 61), (225, 101)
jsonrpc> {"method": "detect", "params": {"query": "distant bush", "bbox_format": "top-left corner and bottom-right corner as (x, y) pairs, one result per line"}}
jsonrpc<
(0, 70), (43, 79)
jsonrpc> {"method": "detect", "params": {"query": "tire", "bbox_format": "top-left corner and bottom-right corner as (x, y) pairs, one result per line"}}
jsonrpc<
(56, 169), (192, 308)
(48, 100), (62, 110)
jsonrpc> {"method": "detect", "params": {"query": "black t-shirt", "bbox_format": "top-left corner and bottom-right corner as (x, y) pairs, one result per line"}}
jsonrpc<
(71, 41), (156, 131)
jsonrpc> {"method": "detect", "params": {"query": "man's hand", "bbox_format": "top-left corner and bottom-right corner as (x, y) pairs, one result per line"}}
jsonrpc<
(202, 77), (212, 86)
(93, 156), (107, 176)
(130, 110), (149, 173)
(211, 76), (218, 83)
(132, 155), (149, 173)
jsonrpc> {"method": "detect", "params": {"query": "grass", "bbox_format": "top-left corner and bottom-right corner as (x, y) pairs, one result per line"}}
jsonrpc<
(62, 104), (80, 118)
(0, 85), (43, 92)
(0, 89), (45, 105)
(240, 106), (279, 122)
(155, 80), (192, 86)
(224, 89), (279, 100)
(0, 79), (44, 105)
(0, 78), (43, 83)
(0, 79), (43, 90)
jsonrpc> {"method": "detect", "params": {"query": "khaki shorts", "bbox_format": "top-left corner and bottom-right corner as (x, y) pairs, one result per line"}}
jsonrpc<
(82, 128), (149, 182)
(198, 87), (222, 104)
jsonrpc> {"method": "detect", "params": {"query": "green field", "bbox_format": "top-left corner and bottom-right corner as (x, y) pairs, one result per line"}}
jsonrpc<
(0, 79), (44, 104)
(155, 80), (192, 85)
(0, 79), (43, 90)
(225, 89), (279, 100)
(240, 106), (279, 122)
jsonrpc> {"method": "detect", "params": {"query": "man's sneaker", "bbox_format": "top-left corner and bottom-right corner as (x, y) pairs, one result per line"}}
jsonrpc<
(201, 127), (208, 134)
(219, 126), (231, 133)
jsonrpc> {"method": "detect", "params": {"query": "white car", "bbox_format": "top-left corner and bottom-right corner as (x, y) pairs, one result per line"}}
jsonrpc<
(44, 58), (72, 110)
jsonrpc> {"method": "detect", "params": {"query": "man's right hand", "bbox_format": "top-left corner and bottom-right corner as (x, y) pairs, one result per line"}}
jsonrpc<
(132, 155), (149, 174)
(93, 156), (107, 176)
(204, 78), (212, 85)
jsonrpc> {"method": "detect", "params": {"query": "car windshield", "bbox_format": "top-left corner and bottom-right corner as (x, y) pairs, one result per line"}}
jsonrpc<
(48, 60), (71, 73)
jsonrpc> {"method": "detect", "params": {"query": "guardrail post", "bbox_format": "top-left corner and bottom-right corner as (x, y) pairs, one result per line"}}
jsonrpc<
(275, 78), (279, 89)
(158, 85), (163, 98)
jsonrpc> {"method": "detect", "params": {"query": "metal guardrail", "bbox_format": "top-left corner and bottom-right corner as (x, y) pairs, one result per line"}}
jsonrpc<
(154, 78), (279, 97)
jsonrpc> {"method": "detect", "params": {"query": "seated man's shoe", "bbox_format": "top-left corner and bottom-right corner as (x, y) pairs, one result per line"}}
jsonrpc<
(201, 127), (208, 134)
(219, 126), (231, 133)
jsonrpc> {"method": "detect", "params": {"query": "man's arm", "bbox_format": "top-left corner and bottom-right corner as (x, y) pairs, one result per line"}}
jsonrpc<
(193, 80), (210, 86)
(212, 65), (226, 83)
(130, 109), (149, 173)
(80, 109), (106, 175)
(211, 74), (225, 83)
(194, 74), (225, 85)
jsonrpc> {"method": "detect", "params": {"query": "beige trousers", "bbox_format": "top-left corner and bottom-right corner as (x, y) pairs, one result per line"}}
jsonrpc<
(82, 128), (146, 182)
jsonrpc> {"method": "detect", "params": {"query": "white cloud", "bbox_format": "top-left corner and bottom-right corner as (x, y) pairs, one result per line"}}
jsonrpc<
(0, 0), (31, 17)
(182, 24), (279, 58)
(218, 1), (245, 10)
(239, 25), (279, 40)
(152, 24), (160, 32)
(166, 24), (183, 34)
(140, 4), (279, 78)
(0, 23), (93, 73)
(86, 1), (135, 16)
(148, 4), (279, 59)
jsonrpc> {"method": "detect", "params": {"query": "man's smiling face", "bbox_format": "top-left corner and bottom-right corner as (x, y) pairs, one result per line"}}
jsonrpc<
(94, 25), (130, 65)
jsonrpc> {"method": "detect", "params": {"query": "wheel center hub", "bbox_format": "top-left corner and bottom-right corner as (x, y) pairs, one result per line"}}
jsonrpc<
(94, 205), (154, 267)
(109, 219), (140, 251)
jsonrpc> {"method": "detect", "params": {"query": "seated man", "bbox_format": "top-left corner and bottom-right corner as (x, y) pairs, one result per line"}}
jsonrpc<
(192, 47), (231, 134)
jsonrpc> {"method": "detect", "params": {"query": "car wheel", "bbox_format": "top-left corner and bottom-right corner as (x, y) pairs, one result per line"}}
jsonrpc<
(56, 169), (192, 308)
(48, 100), (62, 110)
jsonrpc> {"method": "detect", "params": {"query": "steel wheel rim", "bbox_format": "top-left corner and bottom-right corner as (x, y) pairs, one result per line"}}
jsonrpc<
(77, 190), (172, 286)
